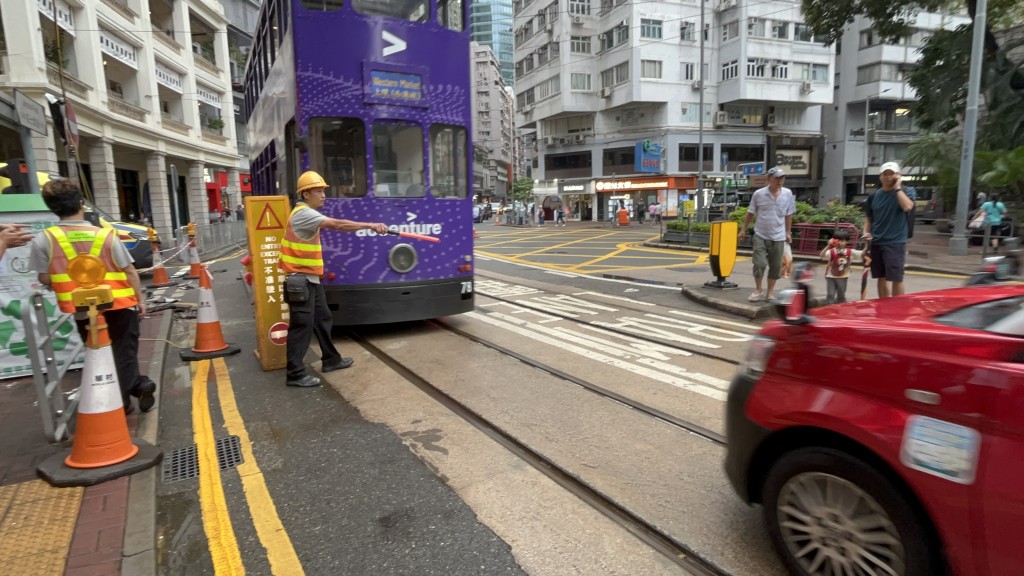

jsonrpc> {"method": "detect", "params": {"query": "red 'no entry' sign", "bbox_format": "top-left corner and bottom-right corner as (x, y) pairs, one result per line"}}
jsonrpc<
(269, 322), (288, 345)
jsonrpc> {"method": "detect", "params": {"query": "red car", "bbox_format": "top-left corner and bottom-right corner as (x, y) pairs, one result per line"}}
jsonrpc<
(725, 272), (1024, 576)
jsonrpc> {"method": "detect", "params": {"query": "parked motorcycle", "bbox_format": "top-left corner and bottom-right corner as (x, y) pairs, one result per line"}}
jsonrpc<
(965, 237), (1023, 285)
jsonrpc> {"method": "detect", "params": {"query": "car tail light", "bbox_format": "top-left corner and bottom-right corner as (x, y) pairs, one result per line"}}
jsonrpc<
(740, 336), (776, 378)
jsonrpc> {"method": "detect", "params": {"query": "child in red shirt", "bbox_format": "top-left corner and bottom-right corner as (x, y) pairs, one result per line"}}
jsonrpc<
(819, 229), (865, 304)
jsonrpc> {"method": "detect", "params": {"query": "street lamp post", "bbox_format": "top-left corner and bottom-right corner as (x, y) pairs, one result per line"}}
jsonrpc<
(860, 88), (891, 196)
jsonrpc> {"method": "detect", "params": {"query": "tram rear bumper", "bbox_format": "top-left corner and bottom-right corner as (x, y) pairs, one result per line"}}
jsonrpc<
(325, 277), (474, 325)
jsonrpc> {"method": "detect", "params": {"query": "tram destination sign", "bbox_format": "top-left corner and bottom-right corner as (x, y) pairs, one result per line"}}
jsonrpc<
(367, 69), (424, 105)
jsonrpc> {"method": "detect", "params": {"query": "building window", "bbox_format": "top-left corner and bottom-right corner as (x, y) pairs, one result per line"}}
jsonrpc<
(771, 61), (789, 79)
(640, 60), (662, 79)
(721, 59), (738, 81)
(600, 61), (629, 87)
(746, 59), (768, 78)
(722, 21), (739, 42)
(568, 0), (590, 15)
(614, 22), (629, 44)
(680, 145), (714, 162)
(680, 103), (712, 123)
(640, 19), (662, 39)
(680, 22), (695, 41)
(682, 62), (695, 81)
(570, 35), (591, 54)
(536, 74), (561, 100)
(794, 23), (818, 43)
(748, 18), (765, 38)
(771, 21), (789, 39)
(859, 29), (877, 48)
(571, 73), (592, 91)
(856, 63), (907, 84)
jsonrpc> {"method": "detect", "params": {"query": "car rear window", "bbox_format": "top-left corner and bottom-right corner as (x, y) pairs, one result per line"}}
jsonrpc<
(935, 296), (1024, 336)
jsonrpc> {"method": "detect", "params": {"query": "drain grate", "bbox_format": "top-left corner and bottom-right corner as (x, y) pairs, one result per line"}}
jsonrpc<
(162, 436), (243, 483)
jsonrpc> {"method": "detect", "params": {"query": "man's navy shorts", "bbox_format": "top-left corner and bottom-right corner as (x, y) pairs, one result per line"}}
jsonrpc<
(870, 243), (906, 282)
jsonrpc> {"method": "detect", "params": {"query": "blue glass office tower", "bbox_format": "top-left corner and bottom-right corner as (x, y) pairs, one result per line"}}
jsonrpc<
(470, 0), (514, 86)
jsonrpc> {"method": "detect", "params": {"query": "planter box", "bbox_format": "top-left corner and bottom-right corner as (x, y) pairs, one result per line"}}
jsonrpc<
(662, 230), (709, 245)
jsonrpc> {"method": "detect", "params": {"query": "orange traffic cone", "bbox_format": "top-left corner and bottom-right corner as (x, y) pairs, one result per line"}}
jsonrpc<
(180, 266), (240, 361)
(65, 313), (139, 468)
(187, 238), (202, 279)
(149, 242), (174, 288)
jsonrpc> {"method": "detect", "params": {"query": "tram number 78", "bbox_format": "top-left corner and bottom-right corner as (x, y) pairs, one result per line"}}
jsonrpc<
(461, 281), (474, 294)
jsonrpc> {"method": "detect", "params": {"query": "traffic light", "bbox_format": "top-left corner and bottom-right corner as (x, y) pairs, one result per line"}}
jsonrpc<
(0, 159), (31, 194)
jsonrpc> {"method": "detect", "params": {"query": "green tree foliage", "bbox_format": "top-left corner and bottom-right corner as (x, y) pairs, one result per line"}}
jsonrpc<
(510, 176), (533, 203)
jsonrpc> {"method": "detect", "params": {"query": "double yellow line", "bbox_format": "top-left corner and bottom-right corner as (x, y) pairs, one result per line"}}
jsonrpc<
(192, 357), (303, 575)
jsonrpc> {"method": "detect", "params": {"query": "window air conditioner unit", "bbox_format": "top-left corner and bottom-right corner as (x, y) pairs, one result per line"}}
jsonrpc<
(801, 81), (813, 92)
(692, 79), (703, 90)
(573, 15), (582, 24)
(545, 136), (556, 145)
(714, 110), (728, 126)
(546, 23), (554, 32)
(766, 113), (777, 127)
(755, 58), (769, 66)
(522, 104), (533, 113)
(559, 137), (569, 145)
(573, 134), (585, 143)
(620, 19), (628, 27)
(598, 33), (607, 40)
(600, 87), (613, 98)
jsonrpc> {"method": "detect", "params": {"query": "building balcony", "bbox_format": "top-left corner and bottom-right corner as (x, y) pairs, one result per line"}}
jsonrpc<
(155, 31), (183, 54)
(107, 96), (148, 122)
(161, 113), (191, 135)
(194, 53), (221, 76)
(100, 0), (137, 23)
(201, 128), (229, 145)
(46, 64), (92, 98)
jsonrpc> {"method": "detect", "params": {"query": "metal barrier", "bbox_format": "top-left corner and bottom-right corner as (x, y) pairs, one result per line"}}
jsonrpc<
(792, 222), (860, 255)
(21, 292), (83, 443)
(174, 220), (249, 264)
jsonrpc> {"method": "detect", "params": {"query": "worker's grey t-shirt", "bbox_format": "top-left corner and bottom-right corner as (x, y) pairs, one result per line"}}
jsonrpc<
(27, 220), (134, 273)
(289, 203), (326, 284)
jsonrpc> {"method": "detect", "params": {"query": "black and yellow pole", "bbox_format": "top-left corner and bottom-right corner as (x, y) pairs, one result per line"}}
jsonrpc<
(704, 220), (739, 289)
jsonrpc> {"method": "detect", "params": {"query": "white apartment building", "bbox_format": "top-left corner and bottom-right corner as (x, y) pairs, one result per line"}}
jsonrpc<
(0, 0), (240, 242)
(822, 12), (969, 205)
(514, 0), (833, 220)
(471, 42), (514, 200)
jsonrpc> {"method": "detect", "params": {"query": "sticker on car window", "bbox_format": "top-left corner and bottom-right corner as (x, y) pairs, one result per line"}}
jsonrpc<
(900, 415), (980, 485)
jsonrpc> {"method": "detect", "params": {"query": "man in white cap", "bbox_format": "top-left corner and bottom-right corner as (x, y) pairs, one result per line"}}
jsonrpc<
(739, 166), (795, 302)
(863, 161), (915, 298)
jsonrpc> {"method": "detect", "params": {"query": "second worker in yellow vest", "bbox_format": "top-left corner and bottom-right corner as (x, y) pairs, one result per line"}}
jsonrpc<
(28, 179), (157, 413)
(279, 171), (389, 388)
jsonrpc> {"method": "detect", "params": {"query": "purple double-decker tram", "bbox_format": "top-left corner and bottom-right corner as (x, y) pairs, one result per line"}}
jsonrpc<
(245, 0), (474, 325)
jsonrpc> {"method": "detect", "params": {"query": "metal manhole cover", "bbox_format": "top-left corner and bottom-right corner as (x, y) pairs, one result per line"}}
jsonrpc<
(161, 436), (243, 483)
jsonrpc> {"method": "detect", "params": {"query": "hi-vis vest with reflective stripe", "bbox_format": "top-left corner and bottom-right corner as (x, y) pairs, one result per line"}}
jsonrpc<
(47, 226), (138, 313)
(279, 205), (324, 276)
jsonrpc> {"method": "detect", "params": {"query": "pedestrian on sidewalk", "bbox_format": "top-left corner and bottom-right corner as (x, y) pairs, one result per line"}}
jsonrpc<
(819, 229), (865, 304)
(29, 179), (157, 413)
(0, 223), (33, 259)
(555, 206), (566, 226)
(738, 166), (795, 303)
(978, 193), (1008, 252)
(279, 171), (388, 388)
(862, 162), (915, 298)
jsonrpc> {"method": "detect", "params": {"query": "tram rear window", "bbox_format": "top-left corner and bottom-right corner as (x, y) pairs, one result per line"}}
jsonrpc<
(299, 0), (344, 11)
(438, 0), (463, 30)
(372, 122), (425, 197)
(430, 125), (468, 198)
(308, 117), (368, 198)
(353, 0), (428, 22)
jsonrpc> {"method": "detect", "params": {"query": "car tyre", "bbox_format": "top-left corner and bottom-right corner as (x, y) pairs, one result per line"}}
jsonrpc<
(761, 447), (939, 576)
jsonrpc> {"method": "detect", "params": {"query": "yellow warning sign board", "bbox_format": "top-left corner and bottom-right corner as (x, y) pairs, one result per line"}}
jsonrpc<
(245, 196), (290, 371)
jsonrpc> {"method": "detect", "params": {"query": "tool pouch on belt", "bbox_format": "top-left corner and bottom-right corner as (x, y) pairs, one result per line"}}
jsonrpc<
(283, 274), (309, 304)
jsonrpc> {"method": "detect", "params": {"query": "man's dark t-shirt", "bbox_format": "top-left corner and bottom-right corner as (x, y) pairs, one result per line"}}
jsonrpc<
(867, 187), (916, 245)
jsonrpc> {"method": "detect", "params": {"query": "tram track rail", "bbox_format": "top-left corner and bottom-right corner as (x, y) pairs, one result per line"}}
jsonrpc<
(347, 322), (733, 576)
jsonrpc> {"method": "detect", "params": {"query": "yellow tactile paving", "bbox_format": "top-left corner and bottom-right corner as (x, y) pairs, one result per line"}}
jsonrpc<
(0, 480), (83, 573)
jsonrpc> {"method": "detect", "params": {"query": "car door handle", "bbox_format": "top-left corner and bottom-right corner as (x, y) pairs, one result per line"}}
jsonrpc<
(905, 389), (941, 405)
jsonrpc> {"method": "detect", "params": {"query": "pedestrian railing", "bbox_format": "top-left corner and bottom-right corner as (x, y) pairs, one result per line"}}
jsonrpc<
(21, 292), (82, 442)
(173, 220), (249, 264)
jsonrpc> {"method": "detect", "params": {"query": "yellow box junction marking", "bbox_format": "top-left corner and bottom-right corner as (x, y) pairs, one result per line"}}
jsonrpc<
(192, 360), (246, 575)
(212, 357), (304, 575)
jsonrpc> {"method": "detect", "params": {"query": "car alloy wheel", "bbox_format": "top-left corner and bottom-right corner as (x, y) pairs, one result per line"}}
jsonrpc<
(762, 447), (939, 576)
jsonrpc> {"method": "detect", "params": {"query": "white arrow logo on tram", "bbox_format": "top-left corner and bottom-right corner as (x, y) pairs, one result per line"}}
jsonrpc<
(382, 30), (407, 57)
(406, 212), (417, 221)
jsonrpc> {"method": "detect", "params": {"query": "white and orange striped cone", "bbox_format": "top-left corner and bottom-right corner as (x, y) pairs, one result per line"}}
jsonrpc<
(187, 238), (203, 279)
(149, 242), (174, 288)
(180, 265), (240, 361)
(65, 314), (139, 469)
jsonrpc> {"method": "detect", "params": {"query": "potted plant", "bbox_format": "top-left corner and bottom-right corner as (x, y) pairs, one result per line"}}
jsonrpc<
(206, 117), (225, 133)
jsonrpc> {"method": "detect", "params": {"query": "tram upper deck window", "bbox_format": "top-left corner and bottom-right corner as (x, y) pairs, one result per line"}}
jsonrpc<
(372, 122), (425, 197)
(429, 124), (467, 198)
(438, 0), (463, 30)
(353, 0), (428, 22)
(299, 0), (344, 11)
(308, 118), (368, 198)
